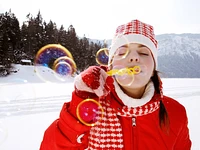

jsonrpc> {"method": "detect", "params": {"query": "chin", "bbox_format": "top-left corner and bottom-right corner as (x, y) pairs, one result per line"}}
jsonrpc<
(120, 80), (146, 89)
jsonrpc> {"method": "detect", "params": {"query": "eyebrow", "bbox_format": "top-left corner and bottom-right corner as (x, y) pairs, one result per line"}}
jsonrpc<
(120, 45), (128, 48)
(138, 44), (148, 48)
(119, 44), (148, 49)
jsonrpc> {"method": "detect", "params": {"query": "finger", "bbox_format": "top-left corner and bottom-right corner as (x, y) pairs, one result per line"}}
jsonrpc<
(74, 74), (94, 93)
(100, 69), (108, 81)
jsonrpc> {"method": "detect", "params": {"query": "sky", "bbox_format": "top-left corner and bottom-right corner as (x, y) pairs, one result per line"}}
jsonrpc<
(0, 64), (200, 149)
(0, 0), (200, 39)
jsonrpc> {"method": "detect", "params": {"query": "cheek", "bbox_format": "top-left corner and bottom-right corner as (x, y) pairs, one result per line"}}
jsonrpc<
(112, 59), (126, 67)
(148, 61), (155, 76)
(142, 58), (154, 75)
(145, 57), (155, 68)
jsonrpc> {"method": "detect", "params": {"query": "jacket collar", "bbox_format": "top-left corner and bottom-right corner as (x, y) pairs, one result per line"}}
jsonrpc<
(113, 80), (155, 108)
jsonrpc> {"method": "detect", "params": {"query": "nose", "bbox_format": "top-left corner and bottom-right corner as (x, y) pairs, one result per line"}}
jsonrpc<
(129, 58), (139, 62)
(128, 51), (139, 63)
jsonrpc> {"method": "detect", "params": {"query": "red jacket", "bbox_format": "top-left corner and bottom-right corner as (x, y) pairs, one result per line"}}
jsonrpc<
(40, 84), (191, 150)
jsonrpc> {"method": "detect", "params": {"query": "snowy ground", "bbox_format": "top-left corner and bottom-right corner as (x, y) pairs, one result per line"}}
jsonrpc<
(0, 65), (200, 150)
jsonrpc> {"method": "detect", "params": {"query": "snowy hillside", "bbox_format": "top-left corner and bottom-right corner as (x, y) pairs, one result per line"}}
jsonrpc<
(0, 64), (74, 83)
(157, 34), (200, 57)
(157, 34), (200, 78)
(0, 64), (74, 117)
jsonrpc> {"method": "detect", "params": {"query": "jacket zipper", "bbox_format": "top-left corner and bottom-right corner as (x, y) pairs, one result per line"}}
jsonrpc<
(132, 117), (136, 126)
(132, 117), (137, 149)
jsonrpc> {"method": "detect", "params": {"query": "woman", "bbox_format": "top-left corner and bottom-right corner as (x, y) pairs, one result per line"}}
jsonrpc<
(40, 19), (191, 150)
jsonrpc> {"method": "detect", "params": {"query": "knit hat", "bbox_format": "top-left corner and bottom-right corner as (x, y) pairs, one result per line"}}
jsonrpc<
(109, 19), (158, 68)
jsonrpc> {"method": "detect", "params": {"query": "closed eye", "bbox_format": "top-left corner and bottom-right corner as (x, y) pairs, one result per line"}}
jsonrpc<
(118, 52), (126, 56)
(138, 47), (150, 56)
(115, 47), (129, 56)
(139, 52), (149, 56)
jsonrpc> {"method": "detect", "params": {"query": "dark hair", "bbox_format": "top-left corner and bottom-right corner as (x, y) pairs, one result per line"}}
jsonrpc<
(151, 70), (170, 132)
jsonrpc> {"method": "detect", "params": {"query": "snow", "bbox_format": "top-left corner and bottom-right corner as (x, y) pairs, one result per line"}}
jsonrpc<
(157, 34), (200, 57)
(0, 65), (200, 150)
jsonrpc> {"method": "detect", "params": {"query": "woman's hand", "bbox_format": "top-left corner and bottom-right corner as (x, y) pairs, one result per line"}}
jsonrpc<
(74, 66), (113, 97)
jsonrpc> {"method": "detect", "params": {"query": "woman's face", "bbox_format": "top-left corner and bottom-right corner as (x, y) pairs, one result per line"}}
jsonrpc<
(111, 43), (155, 89)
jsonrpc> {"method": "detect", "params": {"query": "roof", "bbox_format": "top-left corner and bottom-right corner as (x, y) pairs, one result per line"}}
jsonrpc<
(21, 59), (31, 63)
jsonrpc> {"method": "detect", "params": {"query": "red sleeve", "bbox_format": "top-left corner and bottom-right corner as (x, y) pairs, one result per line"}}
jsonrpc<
(40, 91), (95, 150)
(174, 108), (192, 149)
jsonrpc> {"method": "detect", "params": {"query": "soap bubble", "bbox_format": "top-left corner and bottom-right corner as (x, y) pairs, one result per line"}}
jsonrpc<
(76, 99), (104, 126)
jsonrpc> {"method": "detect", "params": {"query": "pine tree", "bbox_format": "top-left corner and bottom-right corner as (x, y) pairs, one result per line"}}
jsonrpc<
(21, 11), (45, 61)
(0, 13), (4, 65)
(0, 10), (21, 76)
(58, 25), (68, 47)
(35, 11), (45, 53)
(20, 22), (30, 60)
(43, 20), (58, 45)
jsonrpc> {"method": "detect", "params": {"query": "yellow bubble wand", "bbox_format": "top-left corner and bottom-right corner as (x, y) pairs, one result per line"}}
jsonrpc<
(107, 66), (141, 76)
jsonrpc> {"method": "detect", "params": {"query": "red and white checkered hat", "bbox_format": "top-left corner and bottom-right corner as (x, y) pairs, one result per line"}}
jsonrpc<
(109, 19), (158, 68)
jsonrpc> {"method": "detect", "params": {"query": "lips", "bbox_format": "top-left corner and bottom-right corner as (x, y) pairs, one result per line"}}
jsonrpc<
(128, 66), (141, 74)
(134, 68), (140, 74)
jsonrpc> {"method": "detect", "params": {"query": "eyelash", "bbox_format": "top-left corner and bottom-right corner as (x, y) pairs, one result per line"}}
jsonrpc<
(117, 53), (126, 56)
(139, 53), (149, 56)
